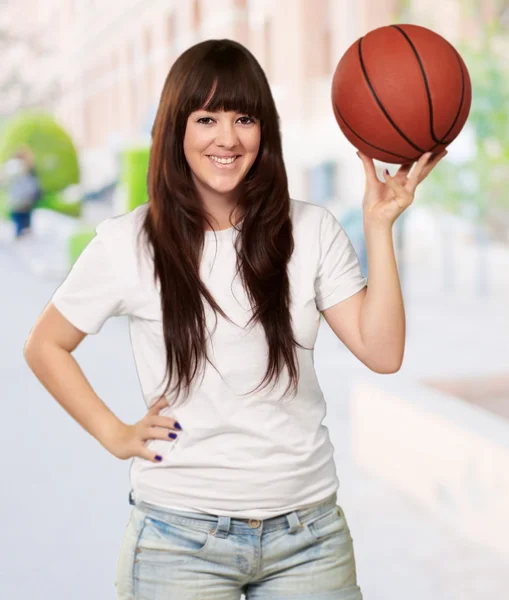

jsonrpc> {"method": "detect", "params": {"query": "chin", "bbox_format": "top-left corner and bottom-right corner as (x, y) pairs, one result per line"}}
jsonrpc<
(206, 181), (240, 193)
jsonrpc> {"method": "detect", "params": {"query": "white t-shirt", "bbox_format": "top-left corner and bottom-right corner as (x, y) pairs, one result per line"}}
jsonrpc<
(51, 198), (367, 519)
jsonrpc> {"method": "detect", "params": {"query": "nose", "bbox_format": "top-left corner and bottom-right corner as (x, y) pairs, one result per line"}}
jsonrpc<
(215, 122), (240, 148)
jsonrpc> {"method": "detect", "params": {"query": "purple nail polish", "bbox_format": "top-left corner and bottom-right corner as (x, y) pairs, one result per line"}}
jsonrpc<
(169, 432), (177, 439)
(155, 455), (162, 461)
(385, 169), (390, 175)
(174, 422), (182, 430)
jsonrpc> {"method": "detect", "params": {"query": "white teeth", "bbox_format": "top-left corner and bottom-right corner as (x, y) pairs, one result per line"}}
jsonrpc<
(208, 155), (237, 164)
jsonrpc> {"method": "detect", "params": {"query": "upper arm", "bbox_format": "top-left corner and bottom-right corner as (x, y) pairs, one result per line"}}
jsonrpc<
(35, 223), (128, 346)
(25, 220), (129, 358)
(314, 207), (371, 366)
(321, 286), (399, 373)
(321, 286), (369, 367)
(24, 302), (88, 355)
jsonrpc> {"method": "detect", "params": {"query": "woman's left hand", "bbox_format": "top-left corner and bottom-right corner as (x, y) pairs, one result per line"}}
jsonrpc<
(357, 149), (448, 228)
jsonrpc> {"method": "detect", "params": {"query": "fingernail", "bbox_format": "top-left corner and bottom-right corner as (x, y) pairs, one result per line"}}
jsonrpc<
(174, 422), (182, 430)
(155, 455), (162, 461)
(385, 169), (390, 175)
(169, 432), (177, 439)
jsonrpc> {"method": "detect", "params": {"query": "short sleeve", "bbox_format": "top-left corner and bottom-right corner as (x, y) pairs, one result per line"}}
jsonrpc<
(314, 208), (368, 311)
(50, 224), (127, 334)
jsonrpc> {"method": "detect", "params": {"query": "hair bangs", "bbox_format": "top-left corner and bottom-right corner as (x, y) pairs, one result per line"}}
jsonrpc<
(184, 56), (265, 120)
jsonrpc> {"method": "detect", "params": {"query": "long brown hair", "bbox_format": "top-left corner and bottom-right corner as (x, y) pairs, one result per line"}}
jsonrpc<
(137, 39), (309, 408)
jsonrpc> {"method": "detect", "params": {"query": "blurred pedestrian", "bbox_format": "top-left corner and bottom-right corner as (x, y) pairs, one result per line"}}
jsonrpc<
(3, 146), (41, 239)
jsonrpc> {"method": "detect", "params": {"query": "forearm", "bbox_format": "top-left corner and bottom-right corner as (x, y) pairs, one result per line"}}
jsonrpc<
(360, 224), (405, 372)
(24, 344), (124, 451)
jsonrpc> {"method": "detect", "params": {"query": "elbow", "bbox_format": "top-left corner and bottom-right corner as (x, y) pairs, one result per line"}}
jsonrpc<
(367, 357), (403, 374)
(23, 340), (47, 365)
(23, 342), (38, 366)
(374, 364), (402, 374)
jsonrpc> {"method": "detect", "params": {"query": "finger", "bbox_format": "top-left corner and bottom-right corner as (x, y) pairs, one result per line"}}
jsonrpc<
(356, 151), (378, 184)
(429, 148), (448, 161)
(148, 396), (169, 413)
(411, 150), (447, 187)
(147, 425), (179, 441)
(395, 162), (413, 180)
(383, 169), (412, 204)
(139, 446), (163, 463)
(149, 415), (182, 431)
(406, 152), (433, 191)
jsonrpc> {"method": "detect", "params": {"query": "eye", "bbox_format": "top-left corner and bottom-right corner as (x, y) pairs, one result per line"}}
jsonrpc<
(196, 116), (257, 125)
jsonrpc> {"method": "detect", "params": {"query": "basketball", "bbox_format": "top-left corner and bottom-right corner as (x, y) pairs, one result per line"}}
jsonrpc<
(331, 24), (472, 164)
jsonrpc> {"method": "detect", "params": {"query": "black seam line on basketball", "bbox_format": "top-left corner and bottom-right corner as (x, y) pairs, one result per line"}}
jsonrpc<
(332, 100), (415, 161)
(392, 25), (462, 147)
(358, 35), (425, 153)
(440, 44), (466, 143)
(391, 25), (438, 144)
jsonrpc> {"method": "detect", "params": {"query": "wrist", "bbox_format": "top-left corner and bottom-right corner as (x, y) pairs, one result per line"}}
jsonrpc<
(363, 219), (394, 236)
(94, 409), (126, 451)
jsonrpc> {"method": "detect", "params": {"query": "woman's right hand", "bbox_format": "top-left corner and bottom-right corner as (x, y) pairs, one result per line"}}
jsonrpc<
(106, 397), (181, 462)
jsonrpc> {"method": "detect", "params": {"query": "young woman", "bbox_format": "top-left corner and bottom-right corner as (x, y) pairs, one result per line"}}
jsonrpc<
(24, 39), (445, 600)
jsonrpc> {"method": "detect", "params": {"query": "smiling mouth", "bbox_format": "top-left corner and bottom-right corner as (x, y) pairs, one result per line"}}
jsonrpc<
(207, 155), (240, 160)
(206, 155), (241, 167)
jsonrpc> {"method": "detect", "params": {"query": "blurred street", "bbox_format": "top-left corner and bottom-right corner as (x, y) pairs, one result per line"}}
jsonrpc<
(2, 208), (508, 599)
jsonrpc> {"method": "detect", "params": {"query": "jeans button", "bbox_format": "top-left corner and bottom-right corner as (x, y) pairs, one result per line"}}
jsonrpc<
(248, 519), (261, 528)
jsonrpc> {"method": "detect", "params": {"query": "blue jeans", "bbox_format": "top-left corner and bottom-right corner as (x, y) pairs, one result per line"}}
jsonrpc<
(10, 211), (32, 237)
(114, 491), (363, 599)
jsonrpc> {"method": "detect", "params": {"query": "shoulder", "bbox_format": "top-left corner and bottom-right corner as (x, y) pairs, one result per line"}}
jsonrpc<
(93, 203), (151, 279)
(94, 203), (149, 254)
(95, 202), (148, 239)
(289, 198), (335, 235)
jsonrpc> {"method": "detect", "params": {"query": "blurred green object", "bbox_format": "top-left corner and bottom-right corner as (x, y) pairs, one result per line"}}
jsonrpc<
(121, 146), (149, 211)
(0, 110), (82, 219)
(37, 191), (82, 218)
(69, 228), (96, 265)
(0, 110), (80, 193)
(64, 146), (150, 267)
(0, 187), (10, 219)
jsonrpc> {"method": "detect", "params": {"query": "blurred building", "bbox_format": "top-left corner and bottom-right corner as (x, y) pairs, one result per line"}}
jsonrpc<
(0, 0), (502, 207)
(0, 0), (392, 207)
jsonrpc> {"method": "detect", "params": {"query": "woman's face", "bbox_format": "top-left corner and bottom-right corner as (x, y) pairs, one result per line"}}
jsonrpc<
(183, 109), (261, 206)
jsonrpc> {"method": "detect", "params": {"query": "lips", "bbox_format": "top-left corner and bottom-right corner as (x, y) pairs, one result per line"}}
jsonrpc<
(206, 155), (241, 169)
(206, 155), (240, 159)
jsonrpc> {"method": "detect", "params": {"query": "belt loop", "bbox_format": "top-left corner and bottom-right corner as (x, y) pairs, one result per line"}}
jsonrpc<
(286, 511), (302, 534)
(212, 515), (231, 538)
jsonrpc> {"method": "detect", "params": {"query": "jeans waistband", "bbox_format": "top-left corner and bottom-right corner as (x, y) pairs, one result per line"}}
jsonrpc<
(128, 489), (338, 535)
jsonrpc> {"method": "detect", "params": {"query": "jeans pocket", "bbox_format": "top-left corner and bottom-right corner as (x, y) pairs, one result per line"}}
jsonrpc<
(305, 505), (351, 542)
(136, 514), (212, 556)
